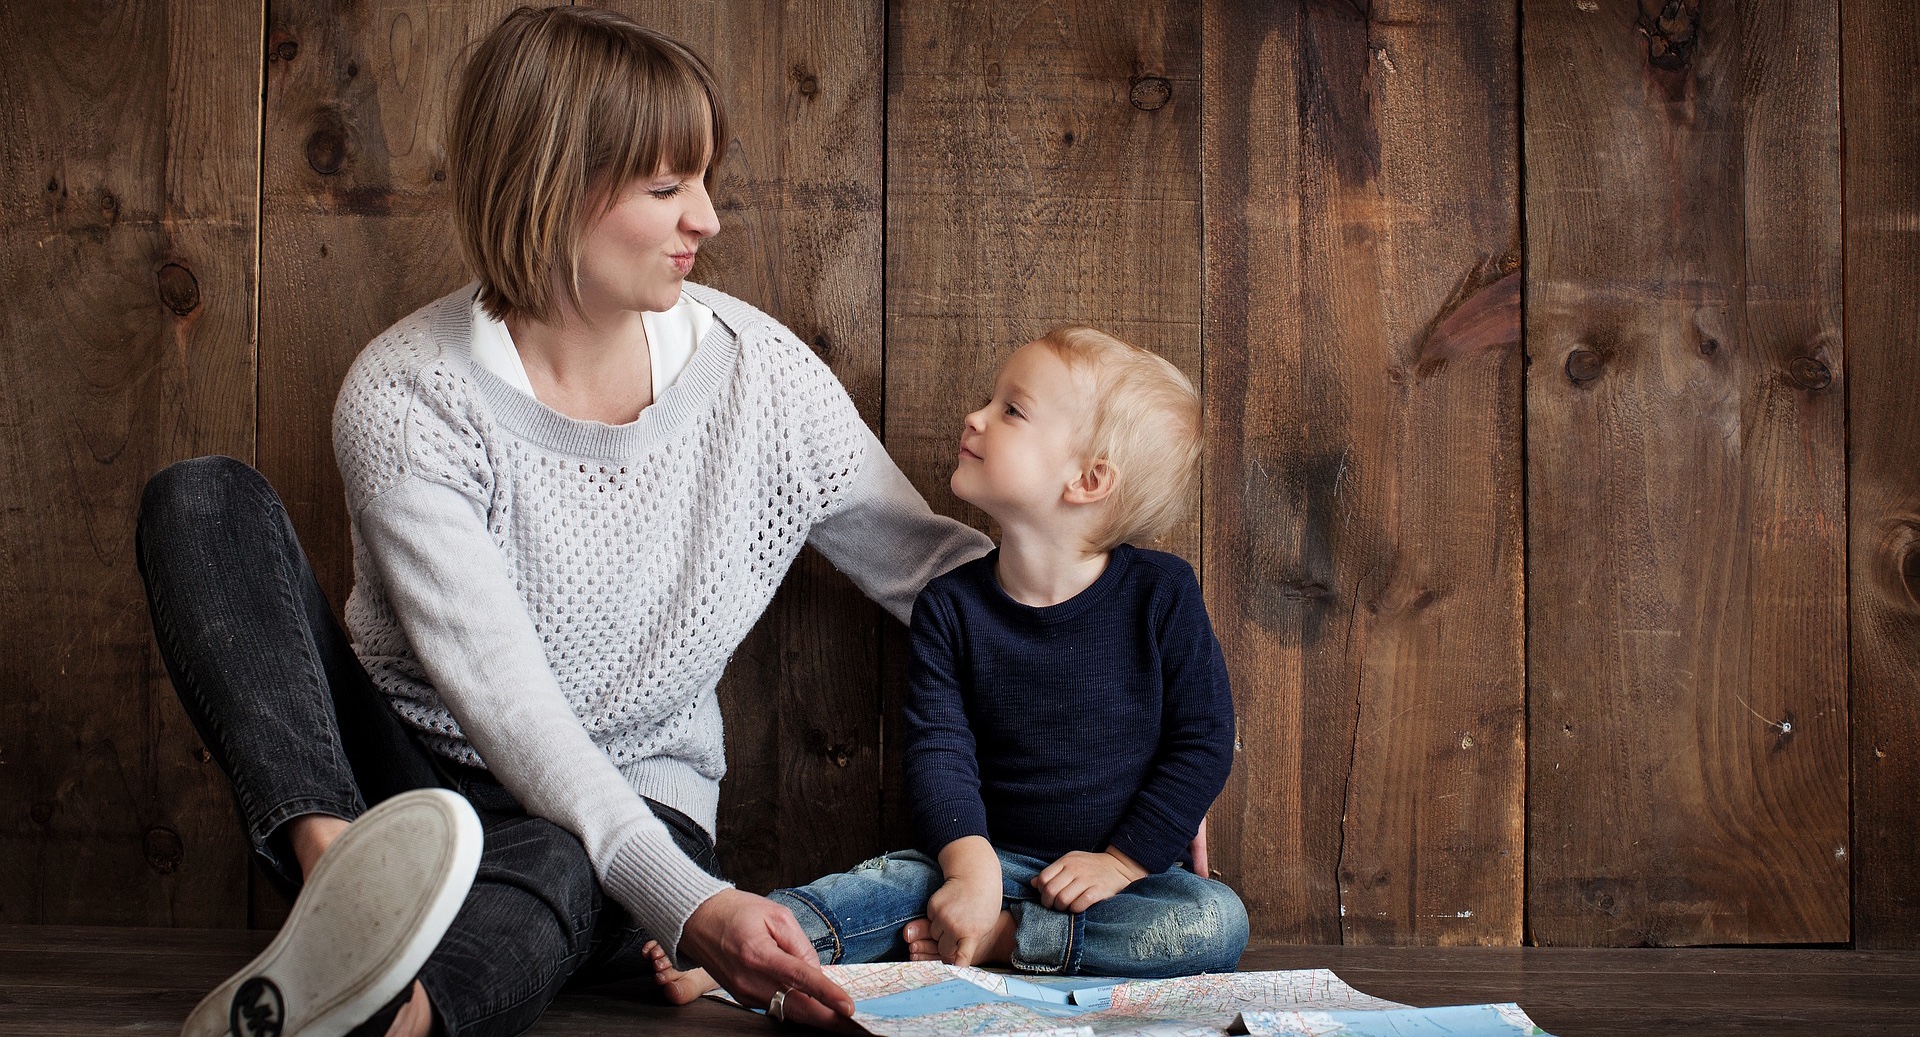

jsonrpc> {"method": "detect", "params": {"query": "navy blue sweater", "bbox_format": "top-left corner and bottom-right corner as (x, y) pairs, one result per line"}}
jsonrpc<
(903, 544), (1235, 874)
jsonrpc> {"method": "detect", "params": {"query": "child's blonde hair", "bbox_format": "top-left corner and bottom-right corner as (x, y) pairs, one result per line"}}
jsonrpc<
(1035, 327), (1201, 553)
(448, 6), (727, 324)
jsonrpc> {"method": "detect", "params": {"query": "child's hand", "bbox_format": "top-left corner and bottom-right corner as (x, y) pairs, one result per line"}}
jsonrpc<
(926, 876), (1004, 966)
(1032, 847), (1149, 913)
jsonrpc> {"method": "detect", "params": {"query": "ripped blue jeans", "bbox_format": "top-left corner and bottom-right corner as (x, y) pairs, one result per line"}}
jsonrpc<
(769, 848), (1248, 978)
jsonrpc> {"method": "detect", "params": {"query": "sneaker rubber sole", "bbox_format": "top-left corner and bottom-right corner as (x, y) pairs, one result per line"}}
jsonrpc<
(181, 787), (484, 1037)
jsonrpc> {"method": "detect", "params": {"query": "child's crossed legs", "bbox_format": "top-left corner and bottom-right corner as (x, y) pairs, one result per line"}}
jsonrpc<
(647, 847), (1247, 999)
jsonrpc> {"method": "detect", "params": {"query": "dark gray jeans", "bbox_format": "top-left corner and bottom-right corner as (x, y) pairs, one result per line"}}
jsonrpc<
(137, 456), (719, 1037)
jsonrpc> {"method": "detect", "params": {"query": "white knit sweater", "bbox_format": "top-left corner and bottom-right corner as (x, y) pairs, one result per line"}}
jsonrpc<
(332, 282), (990, 961)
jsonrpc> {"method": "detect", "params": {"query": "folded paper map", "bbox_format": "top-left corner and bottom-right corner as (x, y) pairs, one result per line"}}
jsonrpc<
(706, 963), (1554, 1037)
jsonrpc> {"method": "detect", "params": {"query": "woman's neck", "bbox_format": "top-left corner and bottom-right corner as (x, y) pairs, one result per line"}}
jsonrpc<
(505, 307), (653, 424)
(993, 525), (1109, 607)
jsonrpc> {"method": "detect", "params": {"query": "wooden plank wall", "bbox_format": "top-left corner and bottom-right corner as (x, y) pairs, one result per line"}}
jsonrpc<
(1524, 0), (1849, 946)
(2, 0), (1915, 948)
(1202, 0), (1524, 945)
(0, 1), (261, 926)
(1844, 0), (1920, 950)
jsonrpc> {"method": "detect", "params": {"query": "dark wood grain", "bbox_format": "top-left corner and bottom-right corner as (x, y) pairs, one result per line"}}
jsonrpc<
(256, 0), (521, 927)
(8, 926), (1920, 1037)
(593, 0), (889, 893)
(1843, 0), (1920, 950)
(1201, 0), (1525, 944)
(1523, 0), (1849, 945)
(0, 0), (261, 926)
(882, 0), (1205, 851)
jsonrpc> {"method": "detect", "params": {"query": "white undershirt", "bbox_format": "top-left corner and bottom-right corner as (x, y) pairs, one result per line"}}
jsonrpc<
(470, 292), (715, 408)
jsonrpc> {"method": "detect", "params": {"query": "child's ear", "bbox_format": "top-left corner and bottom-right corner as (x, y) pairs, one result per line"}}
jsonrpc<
(1064, 458), (1115, 505)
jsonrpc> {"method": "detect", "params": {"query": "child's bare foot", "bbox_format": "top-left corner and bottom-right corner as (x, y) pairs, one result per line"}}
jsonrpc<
(643, 940), (719, 1005)
(903, 918), (941, 961)
(902, 912), (1017, 966)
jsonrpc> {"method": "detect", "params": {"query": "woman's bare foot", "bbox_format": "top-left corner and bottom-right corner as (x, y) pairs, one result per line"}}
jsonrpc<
(643, 940), (720, 1005)
(902, 912), (1016, 966)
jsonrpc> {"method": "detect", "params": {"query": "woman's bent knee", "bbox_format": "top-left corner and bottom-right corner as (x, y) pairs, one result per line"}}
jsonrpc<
(138, 455), (275, 539)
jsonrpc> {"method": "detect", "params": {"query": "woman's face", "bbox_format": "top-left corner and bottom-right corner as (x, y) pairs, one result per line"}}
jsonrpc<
(572, 164), (721, 316)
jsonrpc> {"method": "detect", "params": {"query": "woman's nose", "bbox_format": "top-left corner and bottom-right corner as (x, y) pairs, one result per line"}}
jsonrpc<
(684, 182), (721, 238)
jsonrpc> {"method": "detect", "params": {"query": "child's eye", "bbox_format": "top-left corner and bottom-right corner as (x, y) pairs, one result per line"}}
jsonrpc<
(1004, 404), (1023, 419)
(648, 182), (688, 200)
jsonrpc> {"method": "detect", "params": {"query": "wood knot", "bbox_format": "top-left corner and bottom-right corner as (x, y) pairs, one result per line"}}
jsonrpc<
(1279, 579), (1332, 602)
(157, 263), (200, 316)
(1637, 0), (1699, 71)
(793, 66), (819, 97)
(306, 117), (349, 176)
(810, 334), (833, 360)
(1788, 356), (1832, 391)
(1892, 521), (1920, 607)
(1129, 75), (1173, 111)
(272, 38), (298, 62)
(30, 802), (54, 825)
(1565, 348), (1605, 384)
(144, 826), (185, 874)
(826, 745), (852, 768)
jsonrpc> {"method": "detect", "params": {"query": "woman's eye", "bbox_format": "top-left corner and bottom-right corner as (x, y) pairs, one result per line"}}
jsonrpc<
(649, 183), (687, 199)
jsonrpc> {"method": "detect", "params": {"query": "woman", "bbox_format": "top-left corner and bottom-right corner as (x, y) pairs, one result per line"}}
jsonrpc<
(136, 7), (989, 1037)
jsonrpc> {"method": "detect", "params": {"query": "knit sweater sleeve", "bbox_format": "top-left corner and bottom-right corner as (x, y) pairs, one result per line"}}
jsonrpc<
(334, 349), (729, 965)
(808, 425), (992, 625)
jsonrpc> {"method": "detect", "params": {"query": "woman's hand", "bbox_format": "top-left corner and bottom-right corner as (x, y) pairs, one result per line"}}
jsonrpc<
(1032, 847), (1148, 913)
(678, 889), (856, 1029)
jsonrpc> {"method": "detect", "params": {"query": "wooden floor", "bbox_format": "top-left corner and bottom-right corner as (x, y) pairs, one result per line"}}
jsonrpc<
(4, 926), (1918, 1036)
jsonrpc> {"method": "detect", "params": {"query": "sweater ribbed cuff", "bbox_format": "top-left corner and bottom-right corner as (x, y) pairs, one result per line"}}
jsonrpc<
(916, 797), (991, 857)
(602, 831), (734, 967)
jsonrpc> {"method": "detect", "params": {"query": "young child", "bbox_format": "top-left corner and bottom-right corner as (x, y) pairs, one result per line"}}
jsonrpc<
(650, 326), (1244, 995)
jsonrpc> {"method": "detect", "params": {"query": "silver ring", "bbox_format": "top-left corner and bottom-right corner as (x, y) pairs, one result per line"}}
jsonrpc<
(768, 987), (789, 1022)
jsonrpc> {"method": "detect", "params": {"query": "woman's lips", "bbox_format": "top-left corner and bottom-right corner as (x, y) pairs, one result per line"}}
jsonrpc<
(670, 252), (696, 274)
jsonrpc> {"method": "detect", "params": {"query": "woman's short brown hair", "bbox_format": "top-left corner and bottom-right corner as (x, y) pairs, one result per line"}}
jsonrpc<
(1035, 327), (1202, 553)
(448, 6), (727, 323)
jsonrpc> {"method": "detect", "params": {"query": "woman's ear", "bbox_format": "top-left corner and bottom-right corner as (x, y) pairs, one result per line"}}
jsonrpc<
(1064, 458), (1115, 505)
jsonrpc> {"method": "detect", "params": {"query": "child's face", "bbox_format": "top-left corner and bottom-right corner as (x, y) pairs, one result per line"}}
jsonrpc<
(951, 342), (1096, 524)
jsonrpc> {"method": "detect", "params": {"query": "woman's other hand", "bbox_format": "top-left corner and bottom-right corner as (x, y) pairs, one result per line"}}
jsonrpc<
(678, 888), (856, 1028)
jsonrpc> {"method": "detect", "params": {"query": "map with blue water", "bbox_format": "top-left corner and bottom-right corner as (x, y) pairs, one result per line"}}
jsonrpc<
(710, 963), (1555, 1037)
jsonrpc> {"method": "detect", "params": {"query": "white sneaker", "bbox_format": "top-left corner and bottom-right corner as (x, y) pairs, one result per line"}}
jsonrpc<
(182, 788), (484, 1037)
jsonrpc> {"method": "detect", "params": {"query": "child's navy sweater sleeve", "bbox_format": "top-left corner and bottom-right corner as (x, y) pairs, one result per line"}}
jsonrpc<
(902, 587), (990, 854)
(1105, 562), (1236, 874)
